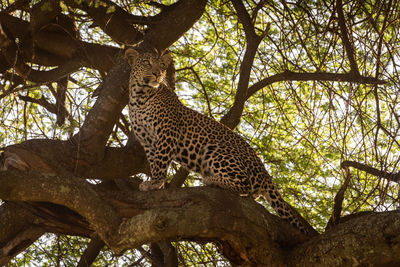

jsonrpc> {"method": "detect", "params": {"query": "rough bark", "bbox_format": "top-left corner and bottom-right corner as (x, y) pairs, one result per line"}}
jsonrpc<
(288, 211), (400, 267)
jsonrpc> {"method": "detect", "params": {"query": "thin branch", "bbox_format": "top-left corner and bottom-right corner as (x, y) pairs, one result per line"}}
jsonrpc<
(0, 22), (83, 83)
(220, 0), (264, 129)
(187, 66), (213, 118)
(0, 13), (119, 74)
(251, 0), (268, 23)
(341, 160), (400, 183)
(336, 0), (360, 75)
(18, 94), (68, 119)
(247, 70), (386, 98)
(1, 0), (29, 13)
(55, 77), (68, 126)
(148, 1), (168, 10)
(326, 167), (351, 229)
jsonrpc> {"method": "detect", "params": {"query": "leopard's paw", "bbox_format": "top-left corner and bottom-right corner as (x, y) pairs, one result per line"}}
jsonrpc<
(139, 180), (165, 191)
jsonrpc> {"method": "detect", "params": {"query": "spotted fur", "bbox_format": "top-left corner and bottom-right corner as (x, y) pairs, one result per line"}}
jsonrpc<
(125, 48), (317, 236)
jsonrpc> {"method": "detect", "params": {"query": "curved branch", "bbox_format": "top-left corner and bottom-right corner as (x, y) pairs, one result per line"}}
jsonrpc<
(70, 56), (131, 162)
(0, 225), (43, 266)
(247, 70), (386, 98)
(30, 0), (61, 34)
(230, 0), (257, 40)
(3, 182), (400, 266)
(18, 94), (69, 122)
(221, 0), (264, 129)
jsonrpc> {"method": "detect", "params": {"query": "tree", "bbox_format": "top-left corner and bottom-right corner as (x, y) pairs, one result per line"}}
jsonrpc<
(1, 0), (399, 265)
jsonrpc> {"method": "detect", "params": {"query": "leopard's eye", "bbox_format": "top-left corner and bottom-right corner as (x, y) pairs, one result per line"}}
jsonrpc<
(143, 59), (151, 66)
(160, 62), (166, 68)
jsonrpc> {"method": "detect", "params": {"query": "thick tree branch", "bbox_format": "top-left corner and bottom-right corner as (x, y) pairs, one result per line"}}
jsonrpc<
(0, 225), (43, 266)
(1, 139), (149, 179)
(0, 27), (83, 83)
(155, 241), (178, 267)
(63, 0), (143, 45)
(0, 202), (44, 266)
(0, 170), (121, 247)
(55, 77), (68, 126)
(70, 56), (131, 162)
(287, 211), (400, 266)
(0, 13), (119, 74)
(143, 0), (207, 50)
(98, 186), (304, 265)
(341, 160), (400, 183)
(230, 0), (257, 40)
(30, 0), (61, 34)
(21, 202), (92, 236)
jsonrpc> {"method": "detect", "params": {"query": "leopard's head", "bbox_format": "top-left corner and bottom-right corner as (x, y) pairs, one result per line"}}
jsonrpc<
(125, 48), (172, 89)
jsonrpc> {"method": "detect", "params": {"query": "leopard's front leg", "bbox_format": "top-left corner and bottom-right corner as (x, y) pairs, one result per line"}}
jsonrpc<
(139, 135), (176, 191)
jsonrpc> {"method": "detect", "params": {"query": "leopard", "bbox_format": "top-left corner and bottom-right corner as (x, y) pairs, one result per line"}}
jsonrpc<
(125, 48), (317, 236)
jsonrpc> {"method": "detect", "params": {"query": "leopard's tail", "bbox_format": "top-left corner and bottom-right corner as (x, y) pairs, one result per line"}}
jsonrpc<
(260, 181), (318, 237)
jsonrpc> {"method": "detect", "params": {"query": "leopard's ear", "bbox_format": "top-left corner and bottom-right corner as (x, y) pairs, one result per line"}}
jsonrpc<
(161, 50), (172, 66)
(125, 48), (139, 66)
